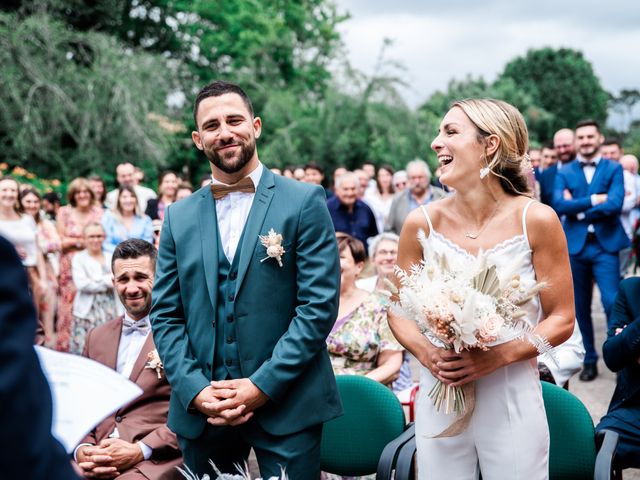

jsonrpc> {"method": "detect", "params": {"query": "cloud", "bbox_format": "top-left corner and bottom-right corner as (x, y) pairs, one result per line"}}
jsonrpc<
(335, 0), (640, 109)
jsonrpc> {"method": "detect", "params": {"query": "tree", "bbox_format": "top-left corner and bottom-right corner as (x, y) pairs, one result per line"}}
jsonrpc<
(499, 47), (609, 141)
(0, 12), (178, 181)
(418, 75), (554, 144)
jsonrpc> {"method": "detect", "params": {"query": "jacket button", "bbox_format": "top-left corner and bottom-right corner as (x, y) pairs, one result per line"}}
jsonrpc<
(115, 415), (122, 423)
(227, 314), (234, 323)
(225, 358), (233, 366)
(228, 294), (235, 302)
(230, 271), (237, 280)
(226, 336), (234, 344)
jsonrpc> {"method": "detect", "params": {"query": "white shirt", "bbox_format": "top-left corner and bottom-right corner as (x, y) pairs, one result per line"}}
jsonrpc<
(210, 163), (263, 263)
(116, 313), (151, 379)
(0, 215), (38, 266)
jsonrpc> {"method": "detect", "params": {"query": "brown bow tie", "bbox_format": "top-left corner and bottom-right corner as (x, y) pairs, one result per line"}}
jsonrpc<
(210, 177), (255, 200)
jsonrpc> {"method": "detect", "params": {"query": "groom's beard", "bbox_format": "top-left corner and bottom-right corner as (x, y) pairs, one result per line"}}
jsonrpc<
(205, 136), (256, 174)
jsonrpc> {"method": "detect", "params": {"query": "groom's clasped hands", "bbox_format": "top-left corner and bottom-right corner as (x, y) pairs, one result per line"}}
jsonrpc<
(193, 378), (269, 426)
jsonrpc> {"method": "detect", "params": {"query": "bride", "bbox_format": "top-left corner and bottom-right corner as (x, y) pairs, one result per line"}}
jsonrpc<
(388, 99), (575, 479)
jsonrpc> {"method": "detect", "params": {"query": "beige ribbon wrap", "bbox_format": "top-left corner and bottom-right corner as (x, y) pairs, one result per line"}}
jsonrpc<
(431, 382), (476, 438)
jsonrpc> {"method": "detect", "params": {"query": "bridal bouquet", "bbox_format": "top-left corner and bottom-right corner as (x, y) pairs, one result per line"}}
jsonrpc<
(392, 231), (551, 421)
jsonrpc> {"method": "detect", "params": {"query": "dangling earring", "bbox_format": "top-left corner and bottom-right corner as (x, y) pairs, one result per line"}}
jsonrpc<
(480, 167), (490, 179)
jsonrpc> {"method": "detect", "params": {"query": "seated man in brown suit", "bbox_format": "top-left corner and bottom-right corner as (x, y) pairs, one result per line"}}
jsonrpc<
(74, 239), (182, 479)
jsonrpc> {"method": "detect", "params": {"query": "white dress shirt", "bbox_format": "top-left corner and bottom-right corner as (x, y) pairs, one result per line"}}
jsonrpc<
(210, 163), (263, 263)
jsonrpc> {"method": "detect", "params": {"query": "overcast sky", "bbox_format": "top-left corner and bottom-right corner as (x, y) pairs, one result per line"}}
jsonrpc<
(335, 0), (640, 123)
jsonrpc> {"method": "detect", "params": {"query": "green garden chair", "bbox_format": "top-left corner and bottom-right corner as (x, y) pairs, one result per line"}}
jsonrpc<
(320, 375), (414, 477)
(541, 381), (620, 480)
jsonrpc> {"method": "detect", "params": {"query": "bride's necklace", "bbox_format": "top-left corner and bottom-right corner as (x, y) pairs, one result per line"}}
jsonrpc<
(464, 201), (501, 240)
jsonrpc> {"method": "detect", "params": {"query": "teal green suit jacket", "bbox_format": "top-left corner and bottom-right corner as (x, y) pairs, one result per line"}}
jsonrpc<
(150, 168), (343, 439)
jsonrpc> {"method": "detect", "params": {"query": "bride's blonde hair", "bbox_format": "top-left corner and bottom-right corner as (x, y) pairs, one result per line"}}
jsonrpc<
(452, 98), (532, 196)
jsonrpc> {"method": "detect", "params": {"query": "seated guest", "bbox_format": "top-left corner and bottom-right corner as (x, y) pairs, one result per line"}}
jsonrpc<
(327, 172), (378, 249)
(102, 186), (153, 253)
(595, 277), (640, 470)
(70, 223), (117, 355)
(356, 233), (413, 393)
(176, 182), (194, 201)
(74, 239), (182, 479)
(327, 234), (403, 386)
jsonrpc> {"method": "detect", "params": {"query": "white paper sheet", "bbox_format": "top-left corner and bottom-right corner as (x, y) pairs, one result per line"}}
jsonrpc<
(34, 346), (143, 453)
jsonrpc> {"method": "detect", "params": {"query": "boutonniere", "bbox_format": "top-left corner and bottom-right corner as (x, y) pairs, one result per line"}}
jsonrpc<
(259, 228), (285, 267)
(145, 349), (164, 379)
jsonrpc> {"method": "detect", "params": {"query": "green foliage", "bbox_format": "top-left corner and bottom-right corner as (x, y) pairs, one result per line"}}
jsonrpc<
(419, 75), (554, 144)
(0, 12), (178, 182)
(500, 47), (609, 140)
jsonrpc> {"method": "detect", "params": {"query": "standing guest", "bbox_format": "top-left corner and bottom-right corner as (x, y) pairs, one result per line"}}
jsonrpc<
(0, 235), (80, 479)
(554, 119), (628, 381)
(102, 186), (154, 253)
(327, 172), (379, 248)
(88, 175), (108, 209)
(69, 223), (117, 355)
(0, 178), (48, 324)
(20, 187), (62, 346)
(362, 162), (379, 198)
(601, 137), (624, 162)
(595, 276), (640, 470)
(332, 166), (348, 189)
(386, 159), (446, 235)
(356, 232), (413, 392)
(539, 128), (577, 207)
(389, 99), (574, 479)
(151, 80), (342, 478)
(529, 147), (542, 180)
(42, 191), (61, 223)
(176, 182), (194, 201)
(293, 166), (306, 181)
(328, 234), (403, 385)
(282, 166), (295, 179)
(304, 162), (333, 199)
(540, 142), (558, 172)
(56, 177), (103, 352)
(106, 163), (157, 213)
(270, 167), (282, 176)
(145, 170), (179, 223)
(75, 239), (182, 479)
(199, 174), (212, 188)
(392, 170), (408, 192)
(621, 154), (640, 229)
(354, 168), (371, 199)
(365, 164), (395, 234)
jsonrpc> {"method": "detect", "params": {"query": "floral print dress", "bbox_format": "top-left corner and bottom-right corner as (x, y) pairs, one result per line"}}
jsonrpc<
(327, 292), (403, 377)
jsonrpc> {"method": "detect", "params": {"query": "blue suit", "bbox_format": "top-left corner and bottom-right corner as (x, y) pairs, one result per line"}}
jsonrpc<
(554, 157), (629, 364)
(539, 163), (558, 207)
(0, 236), (79, 479)
(596, 277), (640, 468)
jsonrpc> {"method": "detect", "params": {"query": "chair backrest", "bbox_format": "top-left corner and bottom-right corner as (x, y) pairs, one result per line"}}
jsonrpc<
(321, 375), (406, 476)
(542, 381), (597, 479)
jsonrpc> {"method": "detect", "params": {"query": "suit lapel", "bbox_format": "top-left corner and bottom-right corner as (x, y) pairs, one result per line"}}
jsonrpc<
(128, 333), (155, 382)
(94, 317), (122, 371)
(588, 158), (606, 194)
(199, 188), (219, 310)
(235, 169), (275, 295)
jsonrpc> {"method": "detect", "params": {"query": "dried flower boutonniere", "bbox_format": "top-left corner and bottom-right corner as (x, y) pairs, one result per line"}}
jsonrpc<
(259, 229), (285, 267)
(145, 349), (164, 379)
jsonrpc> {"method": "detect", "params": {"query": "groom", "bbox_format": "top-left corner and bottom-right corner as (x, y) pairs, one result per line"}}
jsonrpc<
(150, 80), (342, 478)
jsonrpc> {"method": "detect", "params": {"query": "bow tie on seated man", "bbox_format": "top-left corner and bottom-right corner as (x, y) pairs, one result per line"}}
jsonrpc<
(74, 239), (182, 480)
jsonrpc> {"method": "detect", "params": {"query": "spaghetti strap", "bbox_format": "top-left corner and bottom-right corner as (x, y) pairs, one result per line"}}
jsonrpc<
(420, 205), (434, 235)
(521, 200), (535, 248)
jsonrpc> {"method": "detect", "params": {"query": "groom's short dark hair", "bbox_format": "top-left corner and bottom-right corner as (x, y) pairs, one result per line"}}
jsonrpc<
(193, 80), (254, 128)
(111, 239), (157, 271)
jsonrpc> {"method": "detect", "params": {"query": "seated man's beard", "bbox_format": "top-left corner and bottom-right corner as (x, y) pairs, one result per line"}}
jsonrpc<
(207, 140), (256, 174)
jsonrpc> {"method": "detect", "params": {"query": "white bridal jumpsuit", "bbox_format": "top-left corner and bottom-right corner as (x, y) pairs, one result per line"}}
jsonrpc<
(415, 202), (549, 480)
